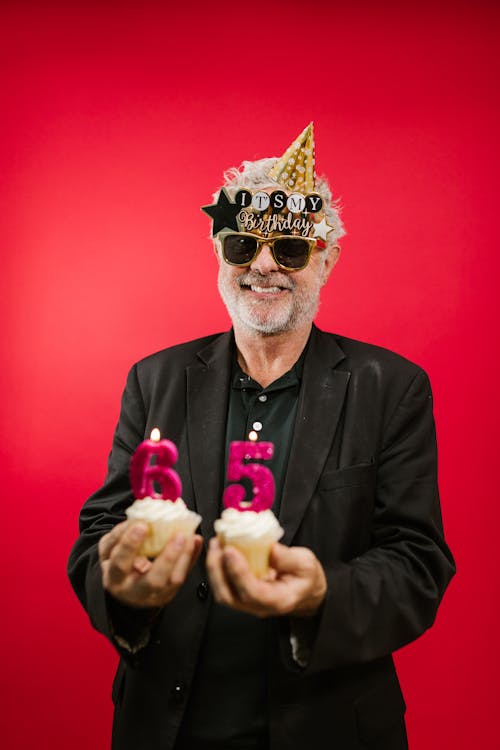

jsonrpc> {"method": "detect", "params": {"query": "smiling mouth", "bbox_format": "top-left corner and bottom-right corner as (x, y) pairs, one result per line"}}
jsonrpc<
(239, 276), (292, 294)
(247, 284), (288, 294)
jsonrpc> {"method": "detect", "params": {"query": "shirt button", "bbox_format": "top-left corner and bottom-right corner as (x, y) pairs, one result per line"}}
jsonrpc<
(197, 581), (209, 601)
(172, 684), (185, 702)
(258, 394), (267, 402)
(252, 421), (263, 431)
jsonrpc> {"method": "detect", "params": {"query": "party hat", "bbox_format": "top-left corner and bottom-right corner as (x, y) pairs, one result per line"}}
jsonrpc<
(266, 122), (316, 193)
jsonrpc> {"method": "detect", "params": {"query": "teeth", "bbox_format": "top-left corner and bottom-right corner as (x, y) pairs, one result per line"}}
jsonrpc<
(250, 285), (283, 293)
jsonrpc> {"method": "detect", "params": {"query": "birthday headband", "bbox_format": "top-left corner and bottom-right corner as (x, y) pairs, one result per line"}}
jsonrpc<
(202, 123), (336, 243)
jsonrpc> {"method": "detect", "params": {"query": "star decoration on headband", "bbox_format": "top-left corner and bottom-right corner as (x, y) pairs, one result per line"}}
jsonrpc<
(312, 218), (335, 242)
(201, 188), (241, 236)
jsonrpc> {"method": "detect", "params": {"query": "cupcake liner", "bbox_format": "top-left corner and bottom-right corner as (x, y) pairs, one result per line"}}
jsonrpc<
(137, 513), (201, 558)
(217, 533), (279, 579)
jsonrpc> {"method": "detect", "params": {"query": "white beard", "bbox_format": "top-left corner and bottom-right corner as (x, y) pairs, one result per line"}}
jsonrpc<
(217, 267), (324, 335)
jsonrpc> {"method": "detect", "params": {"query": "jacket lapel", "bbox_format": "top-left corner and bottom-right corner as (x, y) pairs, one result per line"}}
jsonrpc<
(186, 331), (233, 540)
(280, 327), (350, 545)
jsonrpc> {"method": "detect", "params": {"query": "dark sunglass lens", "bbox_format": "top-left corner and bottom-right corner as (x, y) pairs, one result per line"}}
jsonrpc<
(273, 238), (309, 269)
(223, 235), (258, 264)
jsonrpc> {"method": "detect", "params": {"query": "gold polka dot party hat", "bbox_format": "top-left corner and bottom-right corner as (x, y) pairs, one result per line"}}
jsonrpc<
(266, 122), (316, 193)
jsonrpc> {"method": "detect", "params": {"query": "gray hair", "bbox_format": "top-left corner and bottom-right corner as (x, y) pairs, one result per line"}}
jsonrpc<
(214, 157), (346, 244)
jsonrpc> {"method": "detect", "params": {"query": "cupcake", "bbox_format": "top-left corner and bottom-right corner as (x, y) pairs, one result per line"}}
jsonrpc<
(127, 428), (201, 558)
(214, 507), (284, 578)
(126, 496), (201, 558)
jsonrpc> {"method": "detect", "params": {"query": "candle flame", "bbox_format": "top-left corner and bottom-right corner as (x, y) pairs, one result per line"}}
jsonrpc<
(248, 430), (258, 442)
(150, 428), (161, 441)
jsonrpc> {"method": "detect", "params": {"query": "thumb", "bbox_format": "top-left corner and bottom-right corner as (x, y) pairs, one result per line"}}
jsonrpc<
(270, 543), (310, 574)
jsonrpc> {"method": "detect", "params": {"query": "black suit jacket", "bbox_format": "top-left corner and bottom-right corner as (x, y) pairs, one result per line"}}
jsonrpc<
(68, 326), (455, 750)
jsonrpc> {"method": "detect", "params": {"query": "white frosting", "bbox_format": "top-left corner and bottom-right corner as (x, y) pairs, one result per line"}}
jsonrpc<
(214, 508), (284, 543)
(126, 497), (193, 523)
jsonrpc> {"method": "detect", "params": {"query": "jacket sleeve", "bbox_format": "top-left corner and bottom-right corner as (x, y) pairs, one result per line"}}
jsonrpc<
(303, 369), (455, 673)
(67, 364), (161, 659)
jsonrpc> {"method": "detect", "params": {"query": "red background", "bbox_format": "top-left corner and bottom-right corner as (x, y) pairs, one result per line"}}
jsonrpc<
(1, 2), (498, 748)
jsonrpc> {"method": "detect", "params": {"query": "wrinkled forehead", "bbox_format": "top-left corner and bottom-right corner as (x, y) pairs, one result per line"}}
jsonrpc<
(202, 186), (335, 244)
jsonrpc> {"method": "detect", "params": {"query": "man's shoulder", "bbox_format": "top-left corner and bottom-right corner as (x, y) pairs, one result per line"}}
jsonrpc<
(133, 331), (231, 374)
(315, 328), (429, 381)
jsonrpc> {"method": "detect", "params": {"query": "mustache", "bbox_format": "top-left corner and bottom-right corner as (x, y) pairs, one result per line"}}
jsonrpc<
(237, 271), (294, 290)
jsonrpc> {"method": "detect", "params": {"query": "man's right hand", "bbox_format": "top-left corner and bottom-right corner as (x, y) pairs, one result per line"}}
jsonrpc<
(99, 521), (203, 608)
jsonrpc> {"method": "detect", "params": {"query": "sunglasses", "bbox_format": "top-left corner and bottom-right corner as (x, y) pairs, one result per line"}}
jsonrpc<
(220, 232), (318, 271)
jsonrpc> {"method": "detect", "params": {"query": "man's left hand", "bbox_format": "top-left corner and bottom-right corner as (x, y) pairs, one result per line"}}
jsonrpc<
(206, 539), (327, 618)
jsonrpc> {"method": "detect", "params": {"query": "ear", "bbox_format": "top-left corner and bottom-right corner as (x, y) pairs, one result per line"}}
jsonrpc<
(321, 245), (341, 285)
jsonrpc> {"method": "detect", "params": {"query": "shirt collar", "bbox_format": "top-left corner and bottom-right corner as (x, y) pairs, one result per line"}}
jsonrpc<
(231, 334), (310, 392)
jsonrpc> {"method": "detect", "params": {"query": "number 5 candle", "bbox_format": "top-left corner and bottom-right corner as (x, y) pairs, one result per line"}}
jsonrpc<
(215, 435), (283, 578)
(223, 438), (275, 512)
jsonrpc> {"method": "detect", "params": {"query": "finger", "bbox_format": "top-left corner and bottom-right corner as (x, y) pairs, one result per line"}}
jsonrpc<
(146, 533), (187, 587)
(206, 538), (235, 606)
(133, 556), (153, 574)
(269, 543), (312, 575)
(170, 535), (199, 586)
(223, 547), (295, 615)
(269, 544), (327, 615)
(98, 521), (129, 562)
(264, 566), (278, 582)
(222, 546), (264, 602)
(107, 522), (148, 585)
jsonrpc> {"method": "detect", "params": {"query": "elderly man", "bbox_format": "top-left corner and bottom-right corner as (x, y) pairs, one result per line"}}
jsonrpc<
(68, 124), (454, 750)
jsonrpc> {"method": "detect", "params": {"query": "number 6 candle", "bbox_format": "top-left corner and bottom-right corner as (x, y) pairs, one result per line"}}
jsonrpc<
(130, 427), (182, 501)
(126, 428), (201, 559)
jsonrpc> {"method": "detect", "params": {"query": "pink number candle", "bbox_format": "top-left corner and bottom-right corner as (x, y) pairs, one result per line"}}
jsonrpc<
(130, 428), (182, 501)
(223, 440), (275, 512)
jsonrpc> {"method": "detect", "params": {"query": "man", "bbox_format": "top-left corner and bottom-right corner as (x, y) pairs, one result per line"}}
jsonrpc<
(68, 123), (455, 750)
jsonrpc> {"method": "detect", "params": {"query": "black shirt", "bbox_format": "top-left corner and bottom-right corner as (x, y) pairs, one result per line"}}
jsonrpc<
(224, 353), (304, 516)
(175, 348), (306, 750)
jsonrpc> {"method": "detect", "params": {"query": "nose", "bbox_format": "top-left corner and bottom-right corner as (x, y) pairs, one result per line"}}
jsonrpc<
(249, 243), (279, 274)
